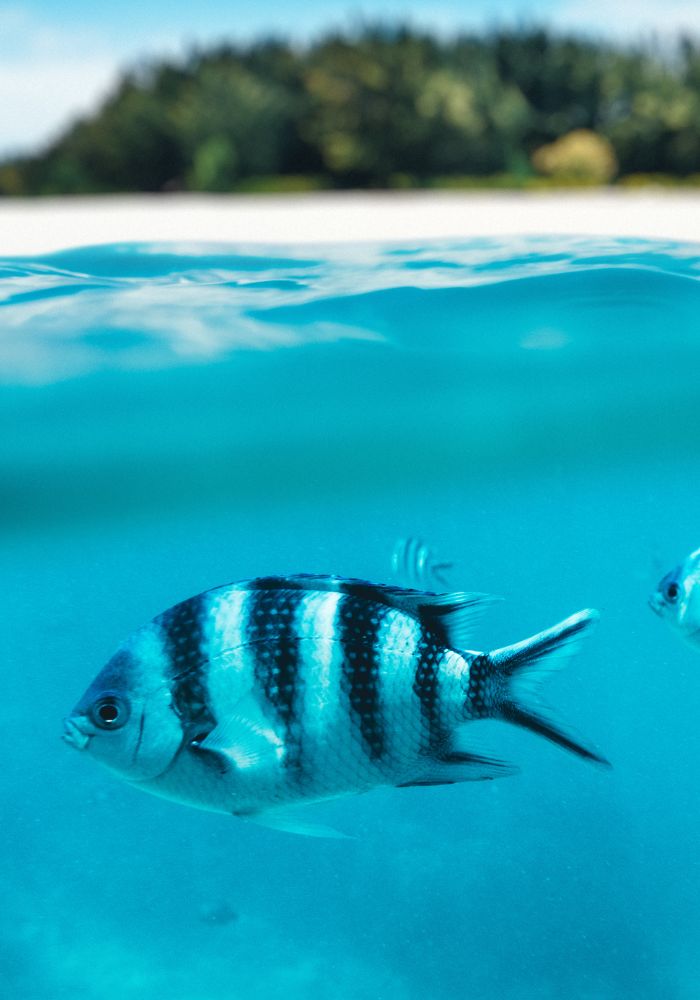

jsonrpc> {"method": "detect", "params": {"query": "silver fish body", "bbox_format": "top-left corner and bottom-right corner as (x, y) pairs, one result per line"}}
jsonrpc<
(64, 575), (607, 832)
(650, 547), (700, 649)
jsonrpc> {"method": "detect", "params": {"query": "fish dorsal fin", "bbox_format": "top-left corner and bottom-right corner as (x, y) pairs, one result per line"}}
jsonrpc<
(405, 591), (499, 649)
(195, 694), (284, 770)
(236, 574), (497, 649)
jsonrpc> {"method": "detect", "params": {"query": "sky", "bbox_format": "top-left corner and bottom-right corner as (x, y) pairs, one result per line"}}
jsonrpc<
(2, 0), (700, 158)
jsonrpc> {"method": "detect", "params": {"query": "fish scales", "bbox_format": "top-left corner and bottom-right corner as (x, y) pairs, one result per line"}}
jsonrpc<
(64, 574), (608, 834)
(245, 588), (307, 774)
(159, 593), (215, 739)
(206, 586), (463, 789)
(376, 610), (425, 766)
(337, 594), (388, 764)
(413, 636), (449, 755)
(243, 589), (458, 792)
(292, 591), (348, 796)
(374, 613), (458, 771)
(206, 586), (420, 797)
(211, 585), (469, 795)
(202, 587), (290, 806)
(203, 588), (256, 719)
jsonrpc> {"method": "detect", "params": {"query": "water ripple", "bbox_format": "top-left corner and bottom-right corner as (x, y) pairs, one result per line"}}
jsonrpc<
(1, 235), (700, 385)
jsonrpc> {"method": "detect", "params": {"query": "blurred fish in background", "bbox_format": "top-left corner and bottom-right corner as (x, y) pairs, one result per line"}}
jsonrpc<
(391, 537), (454, 590)
(649, 546), (700, 650)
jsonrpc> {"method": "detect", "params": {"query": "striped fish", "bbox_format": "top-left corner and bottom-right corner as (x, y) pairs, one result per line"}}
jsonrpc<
(63, 575), (609, 836)
(391, 536), (454, 589)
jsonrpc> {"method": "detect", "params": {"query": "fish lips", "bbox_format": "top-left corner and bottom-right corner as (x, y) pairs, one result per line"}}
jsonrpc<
(648, 593), (665, 617)
(62, 716), (92, 751)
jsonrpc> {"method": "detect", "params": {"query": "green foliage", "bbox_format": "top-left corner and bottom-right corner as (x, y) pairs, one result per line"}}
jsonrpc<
(532, 129), (618, 182)
(189, 136), (239, 191)
(172, 60), (304, 189)
(3, 27), (700, 194)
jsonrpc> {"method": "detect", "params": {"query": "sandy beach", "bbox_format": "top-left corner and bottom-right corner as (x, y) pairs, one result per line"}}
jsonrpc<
(1, 190), (700, 253)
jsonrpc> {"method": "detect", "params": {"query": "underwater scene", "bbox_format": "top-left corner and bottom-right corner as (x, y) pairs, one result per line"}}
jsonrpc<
(2, 236), (699, 999)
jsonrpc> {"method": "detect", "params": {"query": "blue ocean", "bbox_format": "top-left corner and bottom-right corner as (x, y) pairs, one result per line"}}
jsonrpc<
(2, 236), (699, 999)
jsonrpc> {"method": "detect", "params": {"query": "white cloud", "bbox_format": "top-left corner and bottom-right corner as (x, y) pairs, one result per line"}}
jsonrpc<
(0, 5), (120, 156)
(0, 4), (188, 158)
(0, 58), (118, 157)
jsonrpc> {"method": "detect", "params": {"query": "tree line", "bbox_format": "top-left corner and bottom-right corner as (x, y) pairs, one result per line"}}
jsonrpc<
(3, 26), (700, 195)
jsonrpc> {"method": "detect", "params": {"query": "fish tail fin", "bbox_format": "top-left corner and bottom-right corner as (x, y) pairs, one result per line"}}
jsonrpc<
(487, 609), (610, 767)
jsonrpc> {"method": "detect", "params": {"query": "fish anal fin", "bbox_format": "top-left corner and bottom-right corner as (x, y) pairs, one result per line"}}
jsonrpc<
(397, 751), (518, 787)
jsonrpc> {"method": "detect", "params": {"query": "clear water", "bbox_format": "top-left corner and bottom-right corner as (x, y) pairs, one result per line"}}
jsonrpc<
(2, 236), (699, 999)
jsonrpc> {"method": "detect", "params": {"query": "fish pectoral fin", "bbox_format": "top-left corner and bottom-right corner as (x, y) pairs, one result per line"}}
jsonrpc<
(397, 750), (519, 787)
(196, 702), (285, 770)
(239, 808), (352, 840)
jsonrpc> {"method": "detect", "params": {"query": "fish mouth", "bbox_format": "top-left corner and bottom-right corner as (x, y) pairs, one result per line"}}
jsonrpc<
(62, 716), (92, 751)
(648, 594), (664, 617)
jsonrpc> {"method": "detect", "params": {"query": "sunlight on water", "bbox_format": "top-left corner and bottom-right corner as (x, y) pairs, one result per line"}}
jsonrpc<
(2, 237), (699, 999)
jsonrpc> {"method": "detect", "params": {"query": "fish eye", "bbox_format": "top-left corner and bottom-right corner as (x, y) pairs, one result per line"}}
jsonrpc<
(663, 580), (680, 603)
(90, 695), (129, 731)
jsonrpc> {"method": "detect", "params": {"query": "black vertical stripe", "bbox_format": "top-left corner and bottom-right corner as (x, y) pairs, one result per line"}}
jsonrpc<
(413, 633), (446, 752)
(466, 654), (491, 720)
(160, 593), (216, 738)
(131, 710), (146, 766)
(246, 588), (305, 771)
(338, 595), (386, 761)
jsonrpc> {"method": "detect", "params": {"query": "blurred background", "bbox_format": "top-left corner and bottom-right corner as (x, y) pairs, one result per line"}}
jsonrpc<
(2, 0), (700, 195)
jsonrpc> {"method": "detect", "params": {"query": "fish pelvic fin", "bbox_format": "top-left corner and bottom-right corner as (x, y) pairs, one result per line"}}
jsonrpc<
(238, 808), (352, 839)
(487, 609), (610, 768)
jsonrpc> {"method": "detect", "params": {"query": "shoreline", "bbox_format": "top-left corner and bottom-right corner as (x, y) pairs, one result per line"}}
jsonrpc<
(1, 190), (699, 254)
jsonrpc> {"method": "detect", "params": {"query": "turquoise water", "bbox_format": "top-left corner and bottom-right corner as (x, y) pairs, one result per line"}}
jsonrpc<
(2, 236), (699, 999)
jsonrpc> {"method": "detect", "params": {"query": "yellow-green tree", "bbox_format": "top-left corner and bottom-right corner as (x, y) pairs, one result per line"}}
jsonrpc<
(532, 129), (618, 183)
